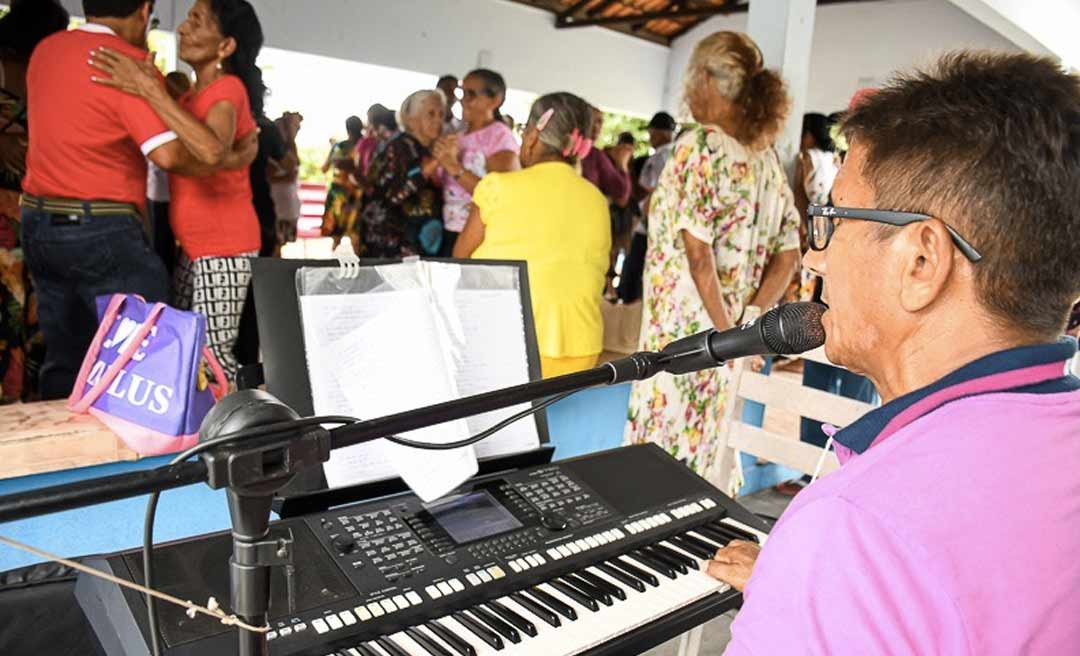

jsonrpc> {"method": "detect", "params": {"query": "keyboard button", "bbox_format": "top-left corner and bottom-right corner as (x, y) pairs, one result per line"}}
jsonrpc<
(278, 627), (293, 637)
(311, 618), (329, 634)
(339, 610), (357, 625)
(556, 545), (573, 558)
(449, 578), (465, 592)
(437, 581), (454, 596)
(326, 614), (344, 630)
(380, 598), (398, 614)
(487, 566), (506, 579)
(426, 584), (444, 599)
(547, 548), (562, 560)
(508, 560), (522, 573)
(477, 570), (493, 583)
(355, 605), (373, 621)
(406, 591), (424, 606)
(367, 602), (386, 617)
(266, 630), (277, 641)
(466, 573), (482, 586)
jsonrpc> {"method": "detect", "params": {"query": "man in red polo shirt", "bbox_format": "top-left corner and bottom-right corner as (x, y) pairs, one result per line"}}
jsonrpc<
(22, 0), (249, 399)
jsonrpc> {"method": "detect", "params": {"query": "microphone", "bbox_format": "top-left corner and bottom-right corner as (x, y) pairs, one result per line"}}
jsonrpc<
(658, 302), (827, 375)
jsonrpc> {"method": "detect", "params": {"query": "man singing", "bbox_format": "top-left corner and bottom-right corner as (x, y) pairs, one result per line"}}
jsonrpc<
(708, 51), (1080, 654)
(22, 0), (253, 399)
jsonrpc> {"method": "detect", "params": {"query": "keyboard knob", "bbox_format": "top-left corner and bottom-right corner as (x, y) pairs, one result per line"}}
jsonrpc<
(540, 512), (569, 531)
(332, 534), (357, 555)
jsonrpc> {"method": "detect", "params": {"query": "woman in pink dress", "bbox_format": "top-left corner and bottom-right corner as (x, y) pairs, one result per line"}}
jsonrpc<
(432, 68), (520, 256)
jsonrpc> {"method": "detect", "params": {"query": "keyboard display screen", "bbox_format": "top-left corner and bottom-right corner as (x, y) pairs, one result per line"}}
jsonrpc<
(426, 490), (523, 544)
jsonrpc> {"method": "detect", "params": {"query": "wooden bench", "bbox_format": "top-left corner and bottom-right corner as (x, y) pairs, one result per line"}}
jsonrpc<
(0, 401), (138, 480)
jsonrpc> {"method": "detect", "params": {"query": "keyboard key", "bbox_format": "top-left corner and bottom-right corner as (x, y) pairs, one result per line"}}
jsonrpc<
(508, 560), (522, 573)
(579, 569), (626, 601)
(406, 627), (453, 656)
(392, 594), (411, 609)
(426, 620), (477, 656)
(714, 519), (760, 543)
(452, 611), (504, 650)
(563, 573), (613, 606)
(466, 573), (482, 586)
(672, 534), (715, 559)
(437, 581), (454, 596)
(354, 645), (380, 656)
(525, 587), (577, 621)
(449, 578), (465, 592)
(629, 550), (677, 580)
(326, 614), (344, 630)
(487, 599), (537, 637)
(549, 579), (599, 612)
(380, 599), (398, 614)
(356, 605), (373, 621)
(339, 610), (358, 625)
(547, 548), (562, 560)
(407, 591), (424, 606)
(477, 570), (493, 583)
(312, 618), (329, 634)
(611, 557), (659, 587)
(596, 562), (646, 593)
(487, 566), (506, 579)
(556, 545), (573, 558)
(469, 607), (521, 644)
(510, 591), (560, 627)
(376, 636), (411, 656)
(646, 545), (690, 574)
(368, 602), (386, 617)
(426, 584), (443, 599)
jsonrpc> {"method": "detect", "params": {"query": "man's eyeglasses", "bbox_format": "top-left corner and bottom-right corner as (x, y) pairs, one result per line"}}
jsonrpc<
(806, 204), (983, 262)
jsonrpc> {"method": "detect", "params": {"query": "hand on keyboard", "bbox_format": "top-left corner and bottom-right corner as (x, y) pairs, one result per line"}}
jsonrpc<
(704, 540), (761, 592)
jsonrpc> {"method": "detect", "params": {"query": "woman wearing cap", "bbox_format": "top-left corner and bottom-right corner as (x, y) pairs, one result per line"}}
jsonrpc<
(453, 92), (610, 378)
(623, 31), (802, 484)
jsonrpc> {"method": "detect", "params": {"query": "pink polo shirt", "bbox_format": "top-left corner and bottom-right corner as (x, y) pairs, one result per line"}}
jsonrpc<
(726, 340), (1080, 654)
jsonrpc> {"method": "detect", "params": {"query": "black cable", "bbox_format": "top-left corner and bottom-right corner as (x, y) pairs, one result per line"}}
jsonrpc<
(141, 393), (571, 654)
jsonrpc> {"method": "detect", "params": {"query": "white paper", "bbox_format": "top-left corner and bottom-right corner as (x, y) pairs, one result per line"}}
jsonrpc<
(329, 298), (477, 501)
(444, 289), (540, 457)
(297, 262), (542, 499)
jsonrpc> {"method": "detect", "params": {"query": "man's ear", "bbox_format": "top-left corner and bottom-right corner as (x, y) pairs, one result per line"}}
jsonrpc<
(896, 218), (958, 313)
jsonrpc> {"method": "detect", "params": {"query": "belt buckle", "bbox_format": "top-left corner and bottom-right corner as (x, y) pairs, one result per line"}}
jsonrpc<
(50, 212), (82, 226)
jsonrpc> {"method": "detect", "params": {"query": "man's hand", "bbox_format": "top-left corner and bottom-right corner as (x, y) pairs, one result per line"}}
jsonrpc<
(705, 540), (761, 592)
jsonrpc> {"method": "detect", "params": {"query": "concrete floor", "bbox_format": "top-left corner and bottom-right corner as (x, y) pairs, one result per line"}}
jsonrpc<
(643, 488), (795, 656)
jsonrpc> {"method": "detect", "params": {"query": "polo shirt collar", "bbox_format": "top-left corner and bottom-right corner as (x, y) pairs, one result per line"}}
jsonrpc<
(833, 337), (1080, 455)
(77, 23), (119, 36)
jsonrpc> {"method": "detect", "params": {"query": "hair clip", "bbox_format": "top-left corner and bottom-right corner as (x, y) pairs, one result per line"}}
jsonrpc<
(536, 108), (555, 132)
(562, 128), (593, 159)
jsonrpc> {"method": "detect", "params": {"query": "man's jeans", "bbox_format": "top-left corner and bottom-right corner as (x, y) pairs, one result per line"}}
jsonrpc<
(21, 208), (168, 400)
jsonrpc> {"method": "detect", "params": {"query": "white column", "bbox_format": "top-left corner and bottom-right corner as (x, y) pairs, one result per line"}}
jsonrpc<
(747, 0), (816, 176)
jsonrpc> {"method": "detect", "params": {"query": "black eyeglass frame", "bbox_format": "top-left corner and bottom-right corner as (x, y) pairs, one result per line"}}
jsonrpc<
(806, 204), (983, 262)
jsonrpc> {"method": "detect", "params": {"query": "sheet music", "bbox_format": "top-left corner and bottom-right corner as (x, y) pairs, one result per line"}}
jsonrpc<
(446, 289), (540, 458)
(297, 267), (542, 497)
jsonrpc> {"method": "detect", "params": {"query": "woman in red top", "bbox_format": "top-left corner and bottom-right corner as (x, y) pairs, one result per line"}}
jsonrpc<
(91, 0), (265, 382)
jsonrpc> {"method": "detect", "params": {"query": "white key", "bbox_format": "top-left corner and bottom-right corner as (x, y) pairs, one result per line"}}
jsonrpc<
(390, 631), (428, 656)
(661, 539), (707, 570)
(547, 548), (562, 560)
(364, 641), (393, 656)
(556, 545), (573, 558)
(449, 578), (465, 592)
(466, 572), (482, 586)
(325, 614), (344, 630)
(720, 517), (770, 544)
(573, 539), (590, 551)
(367, 601), (386, 617)
(687, 530), (725, 553)
(566, 541), (581, 554)
(426, 584), (443, 599)
(406, 591), (423, 606)
(437, 581), (454, 596)
(392, 594), (410, 609)
(585, 536), (600, 549)
(345, 649), (362, 656)
(311, 618), (329, 634)
(526, 554), (543, 567)
(508, 560), (523, 573)
(411, 624), (461, 656)
(380, 598), (397, 614)
(355, 605), (373, 621)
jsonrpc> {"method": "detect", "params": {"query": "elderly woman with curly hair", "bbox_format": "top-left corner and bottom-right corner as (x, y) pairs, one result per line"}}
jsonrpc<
(623, 31), (801, 483)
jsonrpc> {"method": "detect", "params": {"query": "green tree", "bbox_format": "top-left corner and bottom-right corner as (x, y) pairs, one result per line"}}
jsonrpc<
(599, 111), (652, 158)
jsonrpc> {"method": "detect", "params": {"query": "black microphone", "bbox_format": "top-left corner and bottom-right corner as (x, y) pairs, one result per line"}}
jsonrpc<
(659, 302), (827, 375)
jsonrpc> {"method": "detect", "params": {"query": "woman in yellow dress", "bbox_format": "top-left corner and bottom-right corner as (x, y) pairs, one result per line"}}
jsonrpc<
(453, 92), (611, 378)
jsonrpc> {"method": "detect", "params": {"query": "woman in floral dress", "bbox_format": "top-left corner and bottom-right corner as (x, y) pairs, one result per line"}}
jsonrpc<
(623, 31), (802, 483)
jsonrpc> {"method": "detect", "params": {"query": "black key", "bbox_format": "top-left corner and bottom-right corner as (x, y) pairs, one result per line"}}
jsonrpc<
(549, 579), (599, 612)
(676, 533), (719, 558)
(610, 556), (659, 587)
(629, 550), (678, 580)
(407, 627), (453, 656)
(525, 587), (578, 621)
(354, 646), (380, 656)
(711, 520), (760, 543)
(596, 562), (646, 593)
(511, 591), (561, 627)
(486, 600), (537, 637)
(376, 636), (412, 656)
(696, 524), (733, 547)
(650, 544), (694, 572)
(452, 611), (504, 650)
(562, 573), (613, 606)
(425, 620), (476, 656)
(469, 607), (521, 644)
(579, 569), (626, 601)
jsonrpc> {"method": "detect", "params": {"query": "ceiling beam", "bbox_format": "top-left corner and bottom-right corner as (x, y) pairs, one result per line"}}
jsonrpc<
(557, 3), (732, 28)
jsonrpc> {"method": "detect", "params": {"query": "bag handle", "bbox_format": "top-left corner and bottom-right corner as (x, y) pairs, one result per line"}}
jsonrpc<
(68, 299), (167, 414)
(202, 346), (229, 400)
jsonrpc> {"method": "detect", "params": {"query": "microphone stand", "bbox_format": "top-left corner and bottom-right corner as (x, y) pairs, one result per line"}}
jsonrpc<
(0, 351), (666, 656)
